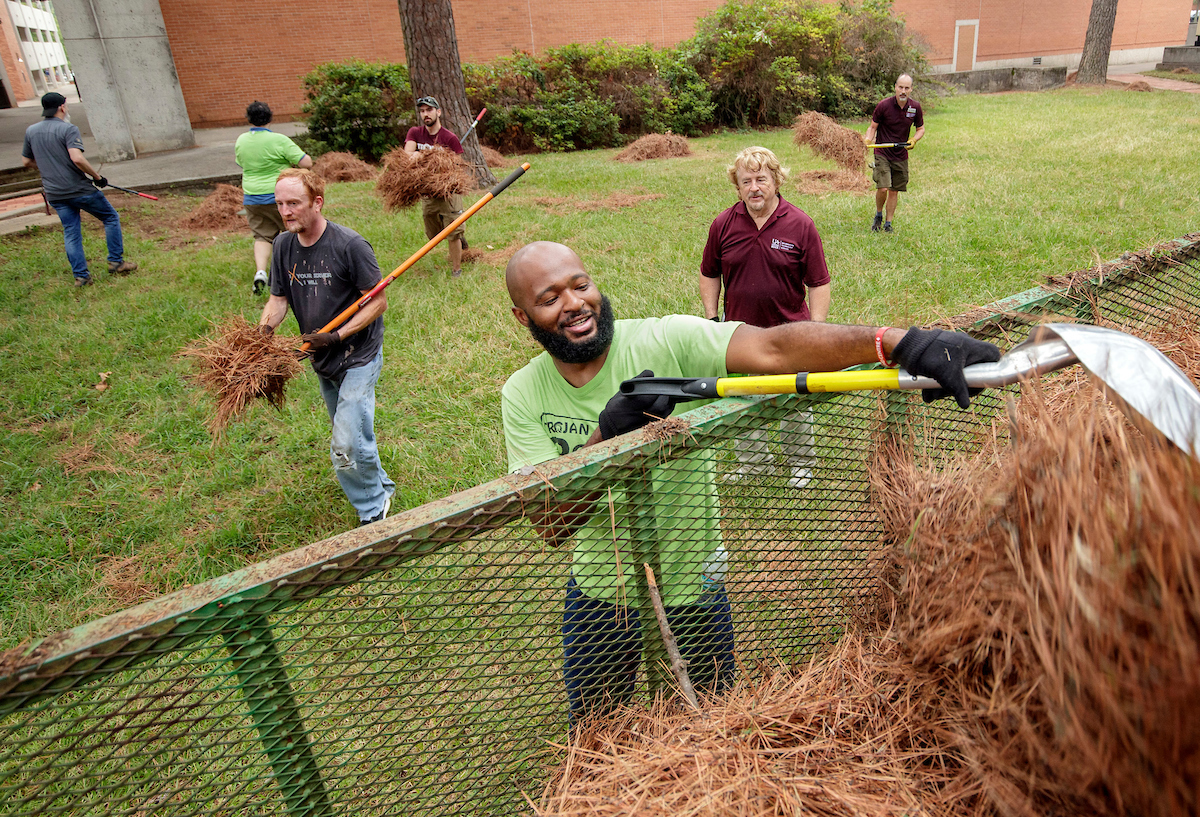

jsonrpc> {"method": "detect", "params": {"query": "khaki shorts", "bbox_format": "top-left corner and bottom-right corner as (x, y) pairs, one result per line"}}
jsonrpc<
(872, 156), (910, 192)
(245, 203), (285, 243)
(421, 194), (465, 241)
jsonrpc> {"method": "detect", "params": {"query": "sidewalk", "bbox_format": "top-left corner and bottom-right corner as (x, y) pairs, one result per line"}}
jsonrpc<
(0, 87), (306, 234)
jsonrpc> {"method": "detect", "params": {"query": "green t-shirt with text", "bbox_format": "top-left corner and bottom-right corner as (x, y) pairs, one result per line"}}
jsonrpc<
(502, 315), (740, 606)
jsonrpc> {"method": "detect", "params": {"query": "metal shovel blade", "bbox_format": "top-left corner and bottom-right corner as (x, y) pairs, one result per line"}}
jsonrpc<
(1033, 323), (1200, 459)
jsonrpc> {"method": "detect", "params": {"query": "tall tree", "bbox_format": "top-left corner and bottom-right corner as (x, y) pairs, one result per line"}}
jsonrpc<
(398, 0), (496, 187)
(1077, 0), (1120, 85)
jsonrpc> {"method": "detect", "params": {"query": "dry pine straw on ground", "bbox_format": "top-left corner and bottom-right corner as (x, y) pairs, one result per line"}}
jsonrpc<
(375, 146), (473, 209)
(312, 151), (376, 182)
(178, 183), (245, 232)
(538, 320), (1200, 817)
(481, 145), (510, 168)
(614, 133), (692, 162)
(177, 315), (304, 437)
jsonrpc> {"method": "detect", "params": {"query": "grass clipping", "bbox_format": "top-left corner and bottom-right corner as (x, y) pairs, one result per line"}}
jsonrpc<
(538, 333), (1200, 816)
(375, 146), (473, 210)
(178, 315), (304, 436)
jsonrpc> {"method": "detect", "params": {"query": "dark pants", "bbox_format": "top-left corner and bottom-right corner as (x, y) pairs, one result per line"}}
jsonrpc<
(562, 577), (735, 723)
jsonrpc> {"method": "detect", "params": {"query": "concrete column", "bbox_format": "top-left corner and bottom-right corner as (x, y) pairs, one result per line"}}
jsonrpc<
(54, 0), (193, 161)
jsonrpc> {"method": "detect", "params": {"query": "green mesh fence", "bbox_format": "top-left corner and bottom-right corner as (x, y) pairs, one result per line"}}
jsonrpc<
(2, 237), (1198, 816)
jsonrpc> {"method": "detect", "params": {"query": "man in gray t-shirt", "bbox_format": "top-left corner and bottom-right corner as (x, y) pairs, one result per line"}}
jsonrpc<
(258, 168), (395, 527)
(21, 92), (137, 287)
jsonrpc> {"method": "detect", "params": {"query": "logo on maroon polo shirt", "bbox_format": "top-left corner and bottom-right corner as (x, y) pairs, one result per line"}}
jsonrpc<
(770, 239), (795, 251)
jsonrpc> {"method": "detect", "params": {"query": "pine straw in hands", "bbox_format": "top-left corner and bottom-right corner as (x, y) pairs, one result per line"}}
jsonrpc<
(312, 151), (377, 182)
(539, 335), (1200, 816)
(375, 146), (473, 209)
(178, 315), (304, 436)
(614, 134), (692, 162)
(791, 111), (866, 171)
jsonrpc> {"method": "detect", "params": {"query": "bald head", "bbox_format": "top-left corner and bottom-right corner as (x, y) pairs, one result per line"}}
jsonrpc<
(505, 241), (587, 311)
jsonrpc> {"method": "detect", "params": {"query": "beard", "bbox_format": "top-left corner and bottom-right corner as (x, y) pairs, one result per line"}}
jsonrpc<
(527, 294), (616, 364)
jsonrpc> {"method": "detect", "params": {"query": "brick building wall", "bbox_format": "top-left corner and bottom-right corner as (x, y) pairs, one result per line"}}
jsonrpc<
(0, 2), (36, 104)
(904, 0), (1191, 70)
(158, 0), (1190, 127)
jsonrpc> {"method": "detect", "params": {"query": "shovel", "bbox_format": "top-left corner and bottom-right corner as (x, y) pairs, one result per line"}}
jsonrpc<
(619, 324), (1200, 458)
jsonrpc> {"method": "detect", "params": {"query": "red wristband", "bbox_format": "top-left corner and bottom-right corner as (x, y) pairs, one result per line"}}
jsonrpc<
(875, 326), (895, 368)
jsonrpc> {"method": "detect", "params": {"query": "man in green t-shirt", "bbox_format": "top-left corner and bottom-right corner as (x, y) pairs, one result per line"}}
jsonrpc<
(235, 100), (312, 294)
(501, 241), (999, 722)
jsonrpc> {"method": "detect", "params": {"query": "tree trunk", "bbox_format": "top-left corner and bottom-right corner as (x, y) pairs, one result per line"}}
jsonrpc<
(1077, 0), (1120, 85)
(397, 0), (496, 188)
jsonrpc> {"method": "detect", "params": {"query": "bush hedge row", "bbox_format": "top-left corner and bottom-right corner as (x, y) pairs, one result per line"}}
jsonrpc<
(301, 0), (925, 158)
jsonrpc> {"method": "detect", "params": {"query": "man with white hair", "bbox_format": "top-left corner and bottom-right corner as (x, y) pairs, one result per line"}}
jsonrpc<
(700, 146), (831, 488)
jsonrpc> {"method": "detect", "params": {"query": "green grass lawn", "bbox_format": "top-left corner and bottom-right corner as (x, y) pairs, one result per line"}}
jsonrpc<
(1142, 69), (1200, 83)
(1, 84), (1198, 649)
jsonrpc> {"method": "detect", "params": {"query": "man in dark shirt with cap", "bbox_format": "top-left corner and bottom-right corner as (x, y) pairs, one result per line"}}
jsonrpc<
(21, 92), (137, 287)
(403, 95), (468, 278)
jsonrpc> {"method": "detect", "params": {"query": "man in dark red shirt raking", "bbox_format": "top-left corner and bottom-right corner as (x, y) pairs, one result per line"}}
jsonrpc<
(404, 95), (468, 277)
(700, 146), (832, 489)
(863, 74), (924, 234)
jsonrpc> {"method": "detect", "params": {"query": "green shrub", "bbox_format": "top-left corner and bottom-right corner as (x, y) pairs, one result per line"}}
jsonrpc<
(680, 0), (925, 127)
(300, 61), (413, 162)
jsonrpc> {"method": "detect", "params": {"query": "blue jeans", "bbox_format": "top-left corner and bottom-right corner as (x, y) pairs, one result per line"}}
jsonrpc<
(316, 349), (395, 522)
(562, 577), (735, 723)
(49, 190), (124, 278)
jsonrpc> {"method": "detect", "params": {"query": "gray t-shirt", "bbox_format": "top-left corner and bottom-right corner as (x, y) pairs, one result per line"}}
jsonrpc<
(270, 220), (384, 379)
(22, 117), (95, 202)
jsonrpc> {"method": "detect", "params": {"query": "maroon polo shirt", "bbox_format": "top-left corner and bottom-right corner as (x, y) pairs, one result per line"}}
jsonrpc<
(871, 96), (923, 162)
(700, 195), (831, 328)
(405, 125), (463, 154)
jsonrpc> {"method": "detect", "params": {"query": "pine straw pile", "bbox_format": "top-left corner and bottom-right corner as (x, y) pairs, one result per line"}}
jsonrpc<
(178, 183), (245, 231)
(375, 146), (473, 210)
(795, 168), (872, 196)
(178, 315), (304, 436)
(312, 151), (377, 182)
(614, 133), (692, 162)
(481, 146), (510, 168)
(791, 111), (865, 171)
(538, 333), (1200, 816)
(1124, 79), (1153, 92)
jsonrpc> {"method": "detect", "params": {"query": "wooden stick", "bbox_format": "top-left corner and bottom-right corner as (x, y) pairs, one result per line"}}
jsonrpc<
(643, 563), (701, 711)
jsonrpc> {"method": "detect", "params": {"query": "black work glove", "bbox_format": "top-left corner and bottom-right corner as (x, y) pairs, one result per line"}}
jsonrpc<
(598, 370), (682, 440)
(93, 176), (108, 189)
(257, 323), (274, 336)
(891, 327), (1001, 409)
(301, 330), (340, 350)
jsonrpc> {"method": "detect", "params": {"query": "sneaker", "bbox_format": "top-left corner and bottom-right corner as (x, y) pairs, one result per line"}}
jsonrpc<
(360, 494), (392, 527)
(253, 270), (269, 294)
(108, 260), (137, 275)
(786, 467), (814, 490)
(719, 464), (770, 484)
(451, 268), (462, 278)
(871, 212), (883, 232)
(73, 275), (93, 288)
(883, 222), (893, 233)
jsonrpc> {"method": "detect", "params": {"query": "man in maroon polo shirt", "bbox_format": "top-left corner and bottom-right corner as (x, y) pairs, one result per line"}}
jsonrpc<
(864, 74), (925, 233)
(700, 146), (831, 488)
(404, 95), (468, 277)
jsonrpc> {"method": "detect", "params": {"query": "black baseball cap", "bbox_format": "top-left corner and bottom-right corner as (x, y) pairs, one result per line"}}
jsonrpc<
(41, 92), (66, 117)
(415, 96), (440, 109)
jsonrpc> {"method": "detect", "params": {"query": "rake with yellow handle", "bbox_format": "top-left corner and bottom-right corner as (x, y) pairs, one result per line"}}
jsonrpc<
(620, 324), (1200, 458)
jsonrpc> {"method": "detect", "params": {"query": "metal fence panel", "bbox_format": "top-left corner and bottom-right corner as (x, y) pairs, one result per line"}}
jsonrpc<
(2, 238), (1197, 816)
